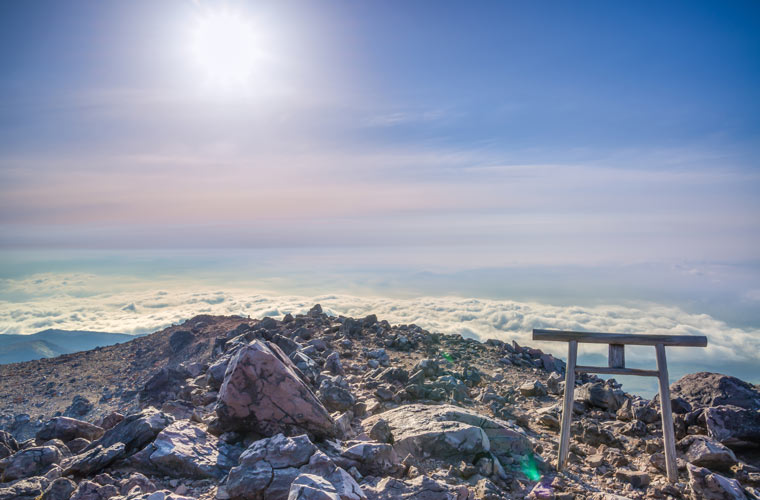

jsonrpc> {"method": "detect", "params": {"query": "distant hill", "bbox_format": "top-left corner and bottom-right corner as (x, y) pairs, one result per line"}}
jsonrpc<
(0, 329), (139, 364)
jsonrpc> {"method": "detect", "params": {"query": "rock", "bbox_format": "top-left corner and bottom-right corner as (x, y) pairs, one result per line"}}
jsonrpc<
(324, 352), (345, 376)
(362, 404), (532, 462)
(94, 413), (123, 431)
(0, 431), (18, 460)
(148, 420), (237, 479)
(579, 422), (624, 449)
(368, 419), (393, 444)
(216, 340), (335, 439)
(67, 438), (90, 454)
(362, 475), (469, 500)
(340, 442), (400, 476)
(703, 405), (760, 448)
(413, 359), (439, 378)
(575, 382), (625, 411)
(120, 472), (157, 495)
(0, 476), (49, 500)
(0, 445), (62, 482)
(519, 380), (547, 397)
(64, 396), (93, 418)
(687, 463), (747, 499)
(41, 477), (77, 500)
(288, 473), (340, 500)
(140, 367), (189, 402)
(678, 435), (738, 470)
(546, 372), (563, 395)
(64, 443), (125, 476)
(87, 408), (173, 455)
(614, 470), (650, 489)
(670, 372), (760, 410)
(226, 433), (363, 500)
(226, 433), (317, 500)
(318, 378), (356, 413)
(69, 479), (119, 500)
(37, 417), (105, 444)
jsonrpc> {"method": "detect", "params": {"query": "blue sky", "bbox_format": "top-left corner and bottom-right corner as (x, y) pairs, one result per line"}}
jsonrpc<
(1, 1), (760, 393)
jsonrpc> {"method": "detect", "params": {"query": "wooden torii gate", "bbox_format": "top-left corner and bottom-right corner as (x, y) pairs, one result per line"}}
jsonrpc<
(532, 329), (708, 483)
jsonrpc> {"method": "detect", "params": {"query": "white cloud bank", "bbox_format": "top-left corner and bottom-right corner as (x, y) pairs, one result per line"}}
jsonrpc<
(2, 273), (758, 376)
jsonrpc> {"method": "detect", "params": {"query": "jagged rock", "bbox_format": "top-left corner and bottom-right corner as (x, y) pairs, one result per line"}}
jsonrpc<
(614, 470), (650, 488)
(362, 404), (532, 462)
(325, 352), (345, 376)
(146, 420), (237, 479)
(119, 472), (156, 495)
(64, 396), (93, 418)
(0, 445), (62, 482)
(519, 380), (547, 397)
(362, 475), (470, 500)
(207, 354), (232, 390)
(67, 438), (90, 454)
(169, 330), (194, 352)
(41, 477), (77, 500)
(0, 476), (49, 500)
(578, 422), (624, 449)
(216, 340), (335, 438)
(703, 405), (760, 448)
(368, 419), (393, 444)
(87, 408), (173, 455)
(575, 382), (625, 411)
(340, 442), (400, 476)
(94, 412), (124, 431)
(226, 433), (363, 500)
(546, 372), (562, 395)
(288, 473), (340, 500)
(69, 479), (119, 500)
(671, 372), (760, 410)
(37, 417), (105, 444)
(413, 359), (439, 378)
(140, 366), (189, 402)
(0, 431), (18, 460)
(64, 443), (126, 476)
(318, 378), (356, 413)
(678, 435), (738, 470)
(687, 463), (747, 499)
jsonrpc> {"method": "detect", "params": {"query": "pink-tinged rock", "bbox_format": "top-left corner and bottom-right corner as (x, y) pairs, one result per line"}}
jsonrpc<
(216, 340), (335, 439)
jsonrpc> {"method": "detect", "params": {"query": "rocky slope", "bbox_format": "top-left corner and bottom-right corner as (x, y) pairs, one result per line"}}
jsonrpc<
(0, 306), (758, 500)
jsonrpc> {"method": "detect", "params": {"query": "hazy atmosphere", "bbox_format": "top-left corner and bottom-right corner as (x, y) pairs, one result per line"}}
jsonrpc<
(2, 1), (759, 394)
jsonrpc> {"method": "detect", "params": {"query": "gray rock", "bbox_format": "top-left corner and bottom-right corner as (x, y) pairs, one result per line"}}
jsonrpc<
(614, 470), (650, 489)
(87, 408), (173, 455)
(318, 378), (356, 413)
(687, 463), (747, 500)
(216, 341), (335, 439)
(679, 435), (738, 470)
(575, 382), (625, 411)
(119, 472), (156, 495)
(340, 442), (400, 476)
(0, 476), (49, 500)
(69, 479), (119, 500)
(37, 417), (105, 444)
(703, 405), (760, 449)
(288, 474), (340, 500)
(324, 352), (345, 376)
(671, 372), (760, 410)
(546, 372), (563, 395)
(41, 477), (77, 500)
(64, 443), (125, 476)
(0, 431), (18, 460)
(519, 380), (547, 397)
(362, 475), (469, 500)
(362, 404), (532, 463)
(368, 419), (393, 444)
(64, 396), (93, 418)
(148, 420), (237, 479)
(0, 445), (62, 482)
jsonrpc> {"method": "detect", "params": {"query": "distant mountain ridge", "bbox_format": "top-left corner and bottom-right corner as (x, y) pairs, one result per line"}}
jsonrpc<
(0, 328), (138, 364)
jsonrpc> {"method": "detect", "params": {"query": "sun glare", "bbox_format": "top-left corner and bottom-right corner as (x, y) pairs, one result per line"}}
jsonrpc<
(189, 10), (260, 86)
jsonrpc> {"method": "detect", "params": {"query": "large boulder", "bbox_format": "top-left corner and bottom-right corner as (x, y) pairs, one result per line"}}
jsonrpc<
(41, 477), (77, 500)
(678, 435), (737, 471)
(0, 446), (62, 482)
(64, 443), (126, 476)
(687, 463), (747, 500)
(670, 372), (760, 410)
(288, 474), (340, 500)
(36, 417), (105, 444)
(147, 420), (237, 479)
(361, 404), (532, 462)
(216, 341), (335, 438)
(703, 405), (760, 449)
(575, 382), (625, 411)
(86, 408), (173, 455)
(225, 433), (363, 500)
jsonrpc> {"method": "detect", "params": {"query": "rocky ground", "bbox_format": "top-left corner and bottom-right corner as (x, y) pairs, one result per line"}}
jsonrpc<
(0, 306), (758, 500)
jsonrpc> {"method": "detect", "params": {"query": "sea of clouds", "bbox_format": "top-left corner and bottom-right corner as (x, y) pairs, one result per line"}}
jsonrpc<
(2, 272), (759, 396)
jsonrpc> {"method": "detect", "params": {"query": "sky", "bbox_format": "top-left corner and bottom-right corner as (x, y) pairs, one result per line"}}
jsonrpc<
(0, 1), (759, 395)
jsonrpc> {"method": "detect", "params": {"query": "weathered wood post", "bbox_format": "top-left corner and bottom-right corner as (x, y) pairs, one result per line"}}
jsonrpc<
(532, 329), (708, 483)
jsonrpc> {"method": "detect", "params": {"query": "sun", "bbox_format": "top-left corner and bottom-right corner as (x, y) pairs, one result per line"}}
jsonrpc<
(189, 9), (260, 86)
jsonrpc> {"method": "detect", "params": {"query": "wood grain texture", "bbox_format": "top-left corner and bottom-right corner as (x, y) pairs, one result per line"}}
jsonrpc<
(557, 340), (577, 472)
(574, 365), (658, 377)
(608, 344), (625, 368)
(656, 343), (678, 483)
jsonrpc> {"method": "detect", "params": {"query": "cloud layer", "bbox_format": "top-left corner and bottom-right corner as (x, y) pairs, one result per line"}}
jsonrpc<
(2, 272), (758, 397)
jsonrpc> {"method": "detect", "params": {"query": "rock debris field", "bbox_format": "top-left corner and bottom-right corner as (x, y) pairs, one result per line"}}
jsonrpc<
(0, 305), (759, 499)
